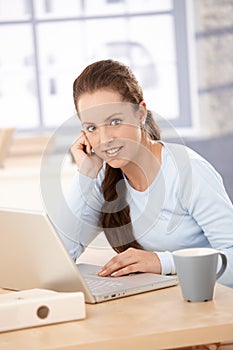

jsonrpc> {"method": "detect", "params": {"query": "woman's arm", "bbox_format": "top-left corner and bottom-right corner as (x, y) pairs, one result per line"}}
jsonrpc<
(150, 157), (233, 287)
(56, 132), (104, 260)
(187, 158), (233, 287)
(56, 171), (104, 260)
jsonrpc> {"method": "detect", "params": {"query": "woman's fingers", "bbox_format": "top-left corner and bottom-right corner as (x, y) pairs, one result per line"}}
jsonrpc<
(110, 263), (140, 277)
(98, 250), (137, 276)
(71, 132), (88, 153)
(82, 133), (92, 155)
(97, 248), (161, 277)
(70, 132), (103, 178)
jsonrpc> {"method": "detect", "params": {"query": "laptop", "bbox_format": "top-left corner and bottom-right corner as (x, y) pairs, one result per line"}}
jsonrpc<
(0, 208), (178, 303)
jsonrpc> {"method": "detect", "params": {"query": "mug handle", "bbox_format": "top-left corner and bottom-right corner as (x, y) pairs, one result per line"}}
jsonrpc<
(216, 252), (227, 280)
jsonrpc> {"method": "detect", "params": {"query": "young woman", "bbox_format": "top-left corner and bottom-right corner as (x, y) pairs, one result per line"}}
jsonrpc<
(60, 59), (233, 287)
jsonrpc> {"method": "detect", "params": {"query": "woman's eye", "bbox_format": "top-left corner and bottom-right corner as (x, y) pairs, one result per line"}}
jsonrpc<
(110, 119), (122, 126)
(86, 125), (96, 132)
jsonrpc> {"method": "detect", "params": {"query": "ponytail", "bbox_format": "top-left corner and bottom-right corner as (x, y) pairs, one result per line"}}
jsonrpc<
(99, 165), (144, 253)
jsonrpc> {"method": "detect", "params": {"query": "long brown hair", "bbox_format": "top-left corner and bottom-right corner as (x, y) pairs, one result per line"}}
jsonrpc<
(73, 59), (160, 253)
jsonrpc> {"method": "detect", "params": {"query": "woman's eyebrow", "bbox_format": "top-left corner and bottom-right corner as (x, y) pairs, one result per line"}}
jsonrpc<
(82, 121), (95, 126)
(104, 112), (124, 122)
(82, 112), (123, 126)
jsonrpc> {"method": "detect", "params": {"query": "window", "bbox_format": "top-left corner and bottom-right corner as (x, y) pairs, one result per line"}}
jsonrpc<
(0, 0), (194, 131)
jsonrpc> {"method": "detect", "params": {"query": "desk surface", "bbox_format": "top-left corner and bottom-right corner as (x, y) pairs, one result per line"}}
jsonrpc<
(0, 283), (233, 350)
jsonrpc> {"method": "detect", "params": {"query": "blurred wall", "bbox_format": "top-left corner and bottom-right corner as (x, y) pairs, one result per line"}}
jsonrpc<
(194, 0), (233, 135)
(182, 0), (233, 201)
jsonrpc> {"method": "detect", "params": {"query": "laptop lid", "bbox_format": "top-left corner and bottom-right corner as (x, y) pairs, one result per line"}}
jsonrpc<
(0, 208), (95, 303)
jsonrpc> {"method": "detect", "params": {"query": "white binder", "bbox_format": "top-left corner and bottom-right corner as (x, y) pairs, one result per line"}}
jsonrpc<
(0, 289), (86, 332)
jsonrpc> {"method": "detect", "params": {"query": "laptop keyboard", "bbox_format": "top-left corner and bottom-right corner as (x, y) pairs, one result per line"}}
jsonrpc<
(85, 276), (123, 293)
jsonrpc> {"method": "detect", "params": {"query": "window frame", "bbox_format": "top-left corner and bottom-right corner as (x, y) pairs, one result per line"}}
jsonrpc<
(0, 0), (195, 133)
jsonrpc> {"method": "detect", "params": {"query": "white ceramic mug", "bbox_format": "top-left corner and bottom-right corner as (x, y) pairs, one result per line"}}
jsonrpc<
(173, 248), (227, 302)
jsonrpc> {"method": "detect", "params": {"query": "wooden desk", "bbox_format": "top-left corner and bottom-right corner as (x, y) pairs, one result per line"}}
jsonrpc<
(0, 283), (233, 350)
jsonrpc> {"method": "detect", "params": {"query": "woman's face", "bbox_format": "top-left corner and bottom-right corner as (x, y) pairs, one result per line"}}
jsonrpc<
(77, 89), (145, 169)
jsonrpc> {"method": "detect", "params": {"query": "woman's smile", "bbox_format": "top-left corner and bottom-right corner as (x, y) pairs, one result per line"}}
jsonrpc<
(104, 146), (123, 157)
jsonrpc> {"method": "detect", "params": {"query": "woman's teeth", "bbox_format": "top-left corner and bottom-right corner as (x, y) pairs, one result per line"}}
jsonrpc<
(106, 147), (121, 155)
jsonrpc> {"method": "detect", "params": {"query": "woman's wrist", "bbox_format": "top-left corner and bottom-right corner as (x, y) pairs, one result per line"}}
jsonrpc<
(78, 165), (100, 179)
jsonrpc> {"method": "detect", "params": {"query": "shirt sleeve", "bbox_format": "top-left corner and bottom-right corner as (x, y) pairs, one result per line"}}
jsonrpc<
(154, 157), (233, 288)
(56, 171), (104, 261)
(155, 251), (176, 275)
(185, 158), (233, 287)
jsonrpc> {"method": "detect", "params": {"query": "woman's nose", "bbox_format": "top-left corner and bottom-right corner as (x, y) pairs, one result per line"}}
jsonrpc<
(98, 124), (114, 145)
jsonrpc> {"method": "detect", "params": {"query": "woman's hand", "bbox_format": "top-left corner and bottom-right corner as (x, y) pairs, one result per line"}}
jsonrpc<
(71, 131), (103, 178)
(97, 247), (162, 277)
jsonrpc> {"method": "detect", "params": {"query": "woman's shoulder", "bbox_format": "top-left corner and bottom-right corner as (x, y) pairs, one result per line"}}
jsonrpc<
(162, 140), (202, 158)
(162, 140), (223, 184)
(162, 141), (216, 168)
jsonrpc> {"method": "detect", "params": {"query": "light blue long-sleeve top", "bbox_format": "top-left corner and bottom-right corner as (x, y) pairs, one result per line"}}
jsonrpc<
(58, 142), (233, 287)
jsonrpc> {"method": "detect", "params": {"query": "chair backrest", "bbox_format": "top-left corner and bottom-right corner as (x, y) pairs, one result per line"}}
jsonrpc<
(0, 128), (15, 167)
